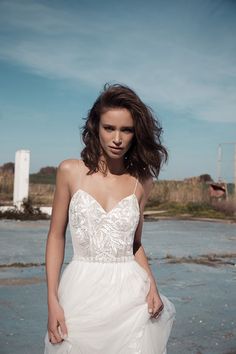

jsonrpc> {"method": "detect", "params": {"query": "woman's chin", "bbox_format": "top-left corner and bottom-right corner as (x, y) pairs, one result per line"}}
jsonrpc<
(105, 151), (124, 160)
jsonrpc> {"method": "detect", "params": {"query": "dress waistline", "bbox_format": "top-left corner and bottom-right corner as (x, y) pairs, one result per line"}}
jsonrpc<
(72, 254), (135, 263)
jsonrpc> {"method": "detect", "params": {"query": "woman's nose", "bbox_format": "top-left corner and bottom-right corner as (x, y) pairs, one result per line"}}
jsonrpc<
(113, 131), (122, 145)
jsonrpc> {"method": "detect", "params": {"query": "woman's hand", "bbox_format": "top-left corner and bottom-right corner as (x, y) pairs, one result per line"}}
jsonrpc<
(47, 297), (68, 344)
(146, 280), (164, 319)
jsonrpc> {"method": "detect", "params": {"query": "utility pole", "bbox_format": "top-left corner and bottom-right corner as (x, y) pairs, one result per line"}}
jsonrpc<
(217, 144), (222, 182)
(234, 144), (236, 200)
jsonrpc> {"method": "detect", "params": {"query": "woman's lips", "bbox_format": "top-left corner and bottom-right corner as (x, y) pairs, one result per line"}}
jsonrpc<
(109, 146), (122, 150)
(109, 146), (123, 152)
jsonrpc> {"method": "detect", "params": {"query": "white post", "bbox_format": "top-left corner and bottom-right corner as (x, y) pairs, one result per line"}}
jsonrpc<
(13, 150), (30, 210)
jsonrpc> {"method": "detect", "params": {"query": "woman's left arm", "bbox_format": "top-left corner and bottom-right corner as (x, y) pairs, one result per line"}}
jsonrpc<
(133, 177), (164, 319)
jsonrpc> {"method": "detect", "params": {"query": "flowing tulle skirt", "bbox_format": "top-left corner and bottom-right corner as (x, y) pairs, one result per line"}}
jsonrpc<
(44, 259), (176, 354)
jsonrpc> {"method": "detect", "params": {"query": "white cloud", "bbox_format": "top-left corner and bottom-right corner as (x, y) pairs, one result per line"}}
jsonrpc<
(0, 0), (235, 123)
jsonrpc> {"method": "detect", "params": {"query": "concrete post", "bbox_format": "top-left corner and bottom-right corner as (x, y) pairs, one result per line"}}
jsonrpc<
(13, 150), (30, 209)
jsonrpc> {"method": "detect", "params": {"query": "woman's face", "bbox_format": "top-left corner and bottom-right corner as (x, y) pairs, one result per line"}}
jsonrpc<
(98, 108), (135, 160)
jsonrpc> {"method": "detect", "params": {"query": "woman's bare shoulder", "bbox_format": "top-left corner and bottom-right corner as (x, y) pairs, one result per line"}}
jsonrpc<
(57, 158), (82, 173)
(55, 159), (84, 189)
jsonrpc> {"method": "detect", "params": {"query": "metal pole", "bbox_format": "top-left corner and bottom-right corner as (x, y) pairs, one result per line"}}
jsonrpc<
(234, 144), (236, 200)
(217, 144), (222, 182)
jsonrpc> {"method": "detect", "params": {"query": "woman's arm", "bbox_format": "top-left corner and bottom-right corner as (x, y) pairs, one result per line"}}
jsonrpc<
(133, 177), (164, 318)
(45, 160), (71, 344)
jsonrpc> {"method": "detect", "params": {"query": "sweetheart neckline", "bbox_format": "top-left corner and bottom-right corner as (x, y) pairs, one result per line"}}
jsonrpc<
(69, 188), (140, 215)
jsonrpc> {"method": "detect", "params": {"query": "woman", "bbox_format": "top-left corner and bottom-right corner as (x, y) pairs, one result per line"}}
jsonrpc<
(44, 84), (176, 353)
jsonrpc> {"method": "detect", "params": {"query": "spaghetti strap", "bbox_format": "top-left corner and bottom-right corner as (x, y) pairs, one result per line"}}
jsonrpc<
(75, 159), (85, 191)
(133, 178), (138, 194)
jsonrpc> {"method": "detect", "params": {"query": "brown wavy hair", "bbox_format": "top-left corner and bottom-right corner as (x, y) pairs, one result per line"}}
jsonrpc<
(81, 83), (168, 181)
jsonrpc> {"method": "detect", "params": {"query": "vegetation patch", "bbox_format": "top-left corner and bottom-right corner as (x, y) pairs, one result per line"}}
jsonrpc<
(0, 198), (50, 220)
(29, 166), (57, 184)
(164, 253), (236, 267)
(145, 200), (235, 221)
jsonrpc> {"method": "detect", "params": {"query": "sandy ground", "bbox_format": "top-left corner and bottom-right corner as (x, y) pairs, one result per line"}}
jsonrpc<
(0, 219), (236, 354)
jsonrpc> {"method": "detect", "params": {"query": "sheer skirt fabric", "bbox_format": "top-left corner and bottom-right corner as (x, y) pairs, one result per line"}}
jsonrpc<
(44, 259), (176, 354)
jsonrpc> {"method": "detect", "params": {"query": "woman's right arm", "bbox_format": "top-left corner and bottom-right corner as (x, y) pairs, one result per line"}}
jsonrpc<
(45, 160), (71, 344)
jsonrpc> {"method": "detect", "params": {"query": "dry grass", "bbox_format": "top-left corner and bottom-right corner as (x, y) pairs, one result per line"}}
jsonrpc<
(1, 175), (235, 218)
(0, 175), (14, 204)
(211, 199), (236, 216)
(29, 183), (55, 206)
(147, 180), (211, 207)
(0, 176), (55, 206)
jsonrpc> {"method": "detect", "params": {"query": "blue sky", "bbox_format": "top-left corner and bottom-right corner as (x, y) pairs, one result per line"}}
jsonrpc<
(0, 0), (235, 181)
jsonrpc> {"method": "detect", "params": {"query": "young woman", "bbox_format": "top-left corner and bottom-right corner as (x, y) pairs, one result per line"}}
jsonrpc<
(44, 84), (176, 353)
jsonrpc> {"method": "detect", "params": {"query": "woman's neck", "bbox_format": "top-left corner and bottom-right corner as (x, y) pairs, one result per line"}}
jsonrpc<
(98, 156), (127, 176)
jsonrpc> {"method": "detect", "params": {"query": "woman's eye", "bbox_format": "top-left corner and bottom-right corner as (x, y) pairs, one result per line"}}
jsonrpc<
(104, 126), (134, 133)
(104, 127), (113, 131)
(123, 128), (134, 133)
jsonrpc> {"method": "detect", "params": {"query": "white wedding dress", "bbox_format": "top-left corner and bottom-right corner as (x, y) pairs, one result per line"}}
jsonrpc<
(44, 178), (176, 354)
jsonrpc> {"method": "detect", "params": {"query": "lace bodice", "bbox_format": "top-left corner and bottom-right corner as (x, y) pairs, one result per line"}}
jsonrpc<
(69, 180), (140, 263)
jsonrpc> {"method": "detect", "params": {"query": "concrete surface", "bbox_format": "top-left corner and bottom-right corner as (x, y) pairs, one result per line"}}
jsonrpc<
(0, 219), (236, 354)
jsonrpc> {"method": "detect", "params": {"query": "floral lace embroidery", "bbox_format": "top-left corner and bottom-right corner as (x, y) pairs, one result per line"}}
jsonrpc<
(69, 189), (140, 262)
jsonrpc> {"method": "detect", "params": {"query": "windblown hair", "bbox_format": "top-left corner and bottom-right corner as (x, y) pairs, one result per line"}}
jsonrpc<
(81, 83), (168, 181)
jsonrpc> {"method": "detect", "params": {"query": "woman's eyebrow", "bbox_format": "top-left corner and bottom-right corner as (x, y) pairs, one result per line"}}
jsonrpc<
(103, 123), (134, 128)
